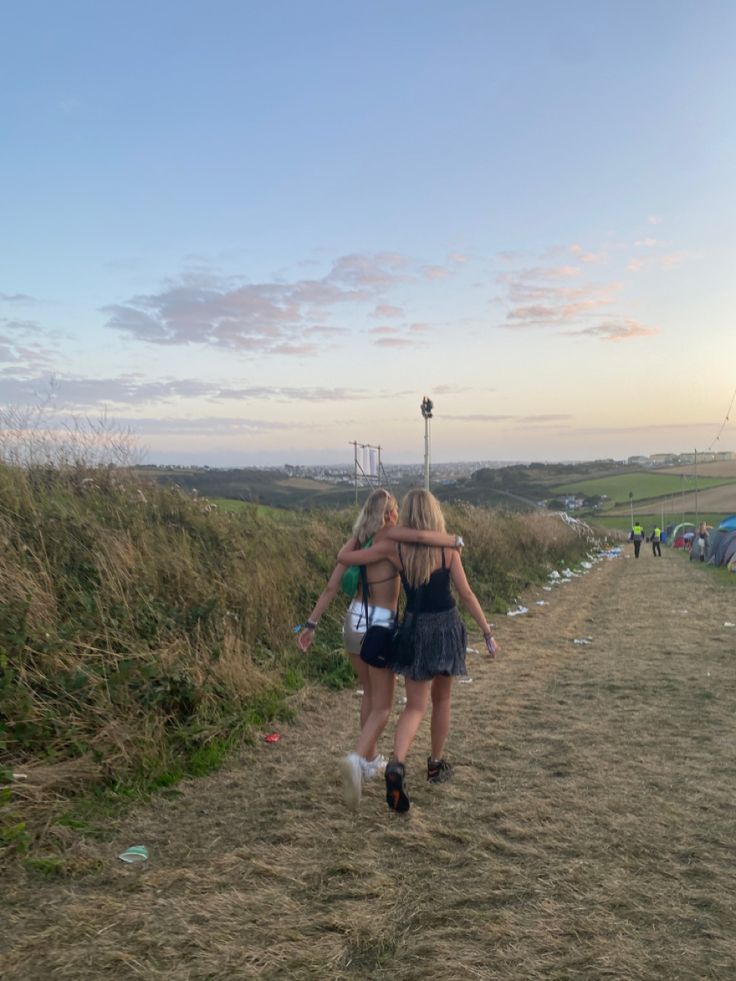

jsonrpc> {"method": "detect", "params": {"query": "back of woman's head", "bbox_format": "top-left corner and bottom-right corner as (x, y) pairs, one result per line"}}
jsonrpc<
(398, 490), (446, 586)
(353, 488), (397, 544)
(399, 489), (446, 533)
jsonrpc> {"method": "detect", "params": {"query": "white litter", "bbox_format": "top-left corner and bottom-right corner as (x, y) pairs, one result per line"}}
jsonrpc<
(118, 845), (149, 864)
(466, 647), (479, 654)
(548, 570), (560, 579)
(725, 622), (735, 627)
(535, 600), (548, 606)
(573, 637), (593, 645)
(580, 561), (593, 570)
(354, 689), (364, 696)
(458, 677), (473, 684)
(542, 586), (553, 592)
(507, 606), (529, 617)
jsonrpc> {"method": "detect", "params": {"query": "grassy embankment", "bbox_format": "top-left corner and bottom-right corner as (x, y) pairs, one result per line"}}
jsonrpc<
(1, 464), (600, 865)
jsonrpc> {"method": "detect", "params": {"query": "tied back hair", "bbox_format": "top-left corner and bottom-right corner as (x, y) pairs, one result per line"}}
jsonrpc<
(352, 488), (397, 545)
(398, 489), (446, 587)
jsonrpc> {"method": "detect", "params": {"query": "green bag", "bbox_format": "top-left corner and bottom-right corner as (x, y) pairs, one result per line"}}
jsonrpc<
(340, 537), (372, 597)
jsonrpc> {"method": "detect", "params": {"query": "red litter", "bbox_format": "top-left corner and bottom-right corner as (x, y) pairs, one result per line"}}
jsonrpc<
(264, 733), (281, 743)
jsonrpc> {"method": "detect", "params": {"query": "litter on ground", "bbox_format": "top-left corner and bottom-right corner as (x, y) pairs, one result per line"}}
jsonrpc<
(264, 733), (281, 743)
(573, 637), (593, 645)
(458, 677), (473, 685)
(118, 845), (149, 864)
(535, 600), (548, 606)
(507, 606), (529, 617)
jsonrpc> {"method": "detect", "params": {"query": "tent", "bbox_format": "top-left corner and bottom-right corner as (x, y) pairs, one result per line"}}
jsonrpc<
(711, 528), (736, 567)
(669, 522), (695, 549)
(718, 514), (736, 532)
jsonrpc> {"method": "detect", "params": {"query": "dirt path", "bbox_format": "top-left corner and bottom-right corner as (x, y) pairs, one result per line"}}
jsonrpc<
(4, 549), (736, 980)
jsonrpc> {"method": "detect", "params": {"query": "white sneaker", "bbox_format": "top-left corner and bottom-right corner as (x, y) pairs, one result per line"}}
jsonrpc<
(339, 752), (363, 811)
(362, 754), (388, 780)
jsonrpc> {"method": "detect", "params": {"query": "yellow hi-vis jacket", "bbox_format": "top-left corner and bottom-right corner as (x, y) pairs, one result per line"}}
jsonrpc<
(632, 524), (644, 540)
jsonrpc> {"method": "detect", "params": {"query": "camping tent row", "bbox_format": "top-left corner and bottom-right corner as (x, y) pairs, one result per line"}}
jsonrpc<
(666, 515), (736, 569)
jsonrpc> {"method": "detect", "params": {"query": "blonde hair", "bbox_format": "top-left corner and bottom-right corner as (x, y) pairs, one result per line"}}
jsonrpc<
(398, 489), (446, 587)
(352, 488), (397, 545)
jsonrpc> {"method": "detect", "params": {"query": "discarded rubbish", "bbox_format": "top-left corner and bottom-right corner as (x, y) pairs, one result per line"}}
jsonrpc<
(580, 561), (593, 570)
(548, 571), (561, 580)
(118, 845), (148, 864)
(535, 600), (548, 606)
(465, 647), (480, 655)
(725, 622), (735, 628)
(507, 606), (528, 617)
(264, 733), (281, 743)
(542, 586), (553, 592)
(354, 688), (365, 696)
(458, 677), (474, 684)
(292, 624), (303, 633)
(12, 773), (28, 781)
(573, 637), (593, 645)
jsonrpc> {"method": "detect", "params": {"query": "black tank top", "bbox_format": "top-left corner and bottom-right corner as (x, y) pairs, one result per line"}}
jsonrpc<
(398, 546), (456, 613)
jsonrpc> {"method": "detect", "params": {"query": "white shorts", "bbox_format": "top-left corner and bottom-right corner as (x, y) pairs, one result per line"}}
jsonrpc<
(342, 598), (396, 656)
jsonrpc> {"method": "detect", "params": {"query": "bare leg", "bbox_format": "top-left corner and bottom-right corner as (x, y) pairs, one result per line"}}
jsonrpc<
(356, 667), (395, 760)
(429, 674), (454, 760)
(392, 678), (432, 762)
(348, 652), (375, 758)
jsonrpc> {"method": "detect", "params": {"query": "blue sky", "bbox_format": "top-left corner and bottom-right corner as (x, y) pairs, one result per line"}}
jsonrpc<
(2, 1), (736, 465)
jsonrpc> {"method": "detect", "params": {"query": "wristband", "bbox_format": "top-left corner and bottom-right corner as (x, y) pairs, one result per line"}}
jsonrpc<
(305, 620), (318, 630)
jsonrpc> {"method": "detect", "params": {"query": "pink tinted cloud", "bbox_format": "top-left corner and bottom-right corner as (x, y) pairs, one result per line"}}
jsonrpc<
(570, 244), (605, 264)
(374, 337), (415, 348)
(371, 304), (404, 318)
(368, 326), (400, 335)
(574, 319), (659, 342)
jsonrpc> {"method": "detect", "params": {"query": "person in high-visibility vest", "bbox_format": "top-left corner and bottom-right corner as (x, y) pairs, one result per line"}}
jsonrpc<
(650, 525), (662, 557)
(630, 521), (645, 558)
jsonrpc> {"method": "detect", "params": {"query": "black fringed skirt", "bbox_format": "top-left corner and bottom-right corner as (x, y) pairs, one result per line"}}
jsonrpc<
(396, 608), (468, 682)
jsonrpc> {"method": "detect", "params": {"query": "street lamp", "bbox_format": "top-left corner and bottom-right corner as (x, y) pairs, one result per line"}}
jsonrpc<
(420, 396), (433, 490)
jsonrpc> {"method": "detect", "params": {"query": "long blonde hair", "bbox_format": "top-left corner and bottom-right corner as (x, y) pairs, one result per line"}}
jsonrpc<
(352, 488), (397, 545)
(398, 489), (446, 587)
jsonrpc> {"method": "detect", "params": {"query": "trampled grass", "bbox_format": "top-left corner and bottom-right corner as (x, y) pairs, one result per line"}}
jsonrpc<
(4, 546), (736, 979)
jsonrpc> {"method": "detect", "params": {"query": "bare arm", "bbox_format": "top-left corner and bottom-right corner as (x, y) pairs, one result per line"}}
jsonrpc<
(383, 527), (460, 548)
(337, 536), (397, 567)
(448, 552), (498, 656)
(296, 561), (346, 653)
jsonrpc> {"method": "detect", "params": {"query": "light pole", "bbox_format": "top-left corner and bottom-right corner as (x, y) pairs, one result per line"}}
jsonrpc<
(628, 491), (634, 527)
(421, 396), (433, 491)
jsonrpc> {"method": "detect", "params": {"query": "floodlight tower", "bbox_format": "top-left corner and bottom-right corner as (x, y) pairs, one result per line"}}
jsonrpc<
(421, 396), (433, 490)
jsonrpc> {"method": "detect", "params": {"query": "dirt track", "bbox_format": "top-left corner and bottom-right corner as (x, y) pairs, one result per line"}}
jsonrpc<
(4, 548), (736, 980)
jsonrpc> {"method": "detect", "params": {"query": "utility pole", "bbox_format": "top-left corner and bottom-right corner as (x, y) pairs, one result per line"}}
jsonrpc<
(694, 447), (699, 530)
(628, 491), (634, 527)
(420, 396), (433, 491)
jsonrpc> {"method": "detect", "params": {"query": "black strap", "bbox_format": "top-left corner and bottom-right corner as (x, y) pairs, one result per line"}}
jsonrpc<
(358, 564), (370, 627)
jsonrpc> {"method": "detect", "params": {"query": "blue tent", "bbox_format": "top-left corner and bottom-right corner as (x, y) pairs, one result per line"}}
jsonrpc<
(718, 514), (736, 532)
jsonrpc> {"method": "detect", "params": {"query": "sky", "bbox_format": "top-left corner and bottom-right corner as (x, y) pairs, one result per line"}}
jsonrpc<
(2, 0), (736, 466)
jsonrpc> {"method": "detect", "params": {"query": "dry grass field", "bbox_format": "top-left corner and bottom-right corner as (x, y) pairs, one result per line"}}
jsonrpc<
(4, 550), (736, 980)
(608, 482), (736, 517)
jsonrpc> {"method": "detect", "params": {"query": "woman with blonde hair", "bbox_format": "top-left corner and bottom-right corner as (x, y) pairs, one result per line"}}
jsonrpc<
(337, 488), (497, 813)
(297, 487), (459, 808)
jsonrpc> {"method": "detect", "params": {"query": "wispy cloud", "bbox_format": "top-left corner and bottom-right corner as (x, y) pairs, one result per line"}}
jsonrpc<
(647, 215), (663, 225)
(373, 337), (415, 348)
(0, 374), (386, 411)
(572, 319), (659, 342)
(0, 292), (36, 303)
(103, 252), (418, 356)
(570, 244), (605, 264)
(371, 304), (404, 318)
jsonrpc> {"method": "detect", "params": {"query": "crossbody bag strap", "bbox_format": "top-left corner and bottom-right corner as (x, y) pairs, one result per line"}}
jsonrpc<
(359, 564), (371, 627)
